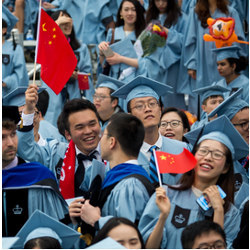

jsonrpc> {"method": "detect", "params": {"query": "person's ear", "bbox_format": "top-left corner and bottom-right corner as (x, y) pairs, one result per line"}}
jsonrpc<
(65, 130), (71, 141)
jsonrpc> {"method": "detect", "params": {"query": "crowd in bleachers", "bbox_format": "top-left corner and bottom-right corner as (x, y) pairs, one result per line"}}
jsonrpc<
(2, 0), (249, 249)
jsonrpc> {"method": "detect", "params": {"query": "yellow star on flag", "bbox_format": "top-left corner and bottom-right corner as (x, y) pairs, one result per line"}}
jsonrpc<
(160, 155), (167, 160)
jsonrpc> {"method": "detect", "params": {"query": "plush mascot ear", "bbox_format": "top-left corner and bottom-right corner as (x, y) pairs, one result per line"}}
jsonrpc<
(206, 17), (214, 25)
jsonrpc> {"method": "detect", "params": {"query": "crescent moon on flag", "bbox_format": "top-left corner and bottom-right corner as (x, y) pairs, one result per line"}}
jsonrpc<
(42, 23), (47, 31)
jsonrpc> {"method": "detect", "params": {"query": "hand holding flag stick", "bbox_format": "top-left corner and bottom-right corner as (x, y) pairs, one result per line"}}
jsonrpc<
(153, 148), (197, 187)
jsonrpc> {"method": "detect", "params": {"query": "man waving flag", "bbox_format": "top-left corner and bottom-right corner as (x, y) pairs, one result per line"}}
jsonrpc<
(36, 8), (77, 94)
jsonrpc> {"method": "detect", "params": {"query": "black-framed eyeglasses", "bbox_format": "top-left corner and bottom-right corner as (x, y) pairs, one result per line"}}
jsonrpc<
(197, 147), (225, 160)
(160, 120), (182, 129)
(93, 95), (111, 101)
(196, 240), (226, 249)
(233, 121), (249, 130)
(131, 101), (159, 111)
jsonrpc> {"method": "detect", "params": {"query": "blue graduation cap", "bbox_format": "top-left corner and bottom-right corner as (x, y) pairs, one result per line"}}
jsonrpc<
(208, 88), (248, 120)
(3, 86), (47, 107)
(96, 74), (125, 91)
(2, 5), (19, 34)
(2, 237), (19, 249)
(212, 45), (240, 61)
(87, 237), (126, 249)
(110, 37), (138, 72)
(184, 115), (248, 160)
(12, 210), (80, 249)
(192, 84), (229, 104)
(112, 75), (173, 103)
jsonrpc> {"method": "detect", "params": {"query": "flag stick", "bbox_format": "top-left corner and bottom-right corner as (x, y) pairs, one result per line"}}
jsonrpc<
(32, 0), (42, 85)
(153, 148), (162, 187)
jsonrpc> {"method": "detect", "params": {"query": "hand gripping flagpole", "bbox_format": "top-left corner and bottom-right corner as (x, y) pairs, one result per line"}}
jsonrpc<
(153, 148), (162, 187)
(32, 0), (42, 85)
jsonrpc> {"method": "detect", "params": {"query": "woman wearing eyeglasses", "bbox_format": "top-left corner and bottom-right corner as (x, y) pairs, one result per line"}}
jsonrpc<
(159, 107), (190, 142)
(138, 116), (248, 249)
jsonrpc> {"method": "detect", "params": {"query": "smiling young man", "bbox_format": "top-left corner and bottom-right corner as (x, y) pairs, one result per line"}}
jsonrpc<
(17, 84), (102, 199)
(112, 76), (191, 186)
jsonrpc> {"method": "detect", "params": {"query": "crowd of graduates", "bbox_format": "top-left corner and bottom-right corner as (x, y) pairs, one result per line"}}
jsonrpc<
(2, 0), (249, 249)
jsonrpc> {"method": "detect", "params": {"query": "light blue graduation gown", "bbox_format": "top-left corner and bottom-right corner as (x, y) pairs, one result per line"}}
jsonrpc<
(181, 0), (196, 15)
(138, 186), (241, 249)
(38, 119), (66, 143)
(50, 0), (112, 44)
(215, 75), (249, 103)
(101, 177), (151, 223)
(2, 41), (29, 97)
(44, 43), (94, 127)
(137, 12), (188, 109)
(191, 114), (209, 130)
(178, 6), (247, 97)
(138, 136), (192, 185)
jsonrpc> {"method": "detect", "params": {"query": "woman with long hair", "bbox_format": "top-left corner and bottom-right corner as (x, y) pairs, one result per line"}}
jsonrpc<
(138, 115), (247, 249)
(213, 45), (249, 103)
(98, 0), (146, 81)
(178, 0), (246, 115)
(142, 0), (188, 109)
(43, 10), (93, 126)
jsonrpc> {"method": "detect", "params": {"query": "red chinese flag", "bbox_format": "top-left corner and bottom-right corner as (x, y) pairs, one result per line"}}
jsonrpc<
(36, 9), (77, 94)
(78, 73), (89, 90)
(155, 148), (197, 174)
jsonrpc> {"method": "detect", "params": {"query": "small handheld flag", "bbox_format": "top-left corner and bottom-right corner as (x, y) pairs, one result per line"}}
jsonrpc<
(78, 73), (90, 90)
(155, 148), (197, 175)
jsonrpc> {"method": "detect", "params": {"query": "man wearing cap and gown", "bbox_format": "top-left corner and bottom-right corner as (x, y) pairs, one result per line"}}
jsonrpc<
(2, 106), (68, 237)
(212, 45), (249, 103)
(208, 89), (249, 208)
(3, 86), (50, 146)
(16, 84), (105, 202)
(112, 76), (192, 186)
(74, 113), (154, 247)
(2, 5), (29, 98)
(191, 85), (229, 130)
(93, 74), (124, 132)
(139, 115), (247, 249)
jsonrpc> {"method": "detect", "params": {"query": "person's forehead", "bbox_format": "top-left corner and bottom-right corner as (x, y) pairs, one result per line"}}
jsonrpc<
(69, 109), (98, 122)
(232, 108), (249, 120)
(132, 96), (157, 103)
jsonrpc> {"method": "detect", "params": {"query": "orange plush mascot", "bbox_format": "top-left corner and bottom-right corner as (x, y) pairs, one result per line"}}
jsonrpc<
(203, 17), (249, 48)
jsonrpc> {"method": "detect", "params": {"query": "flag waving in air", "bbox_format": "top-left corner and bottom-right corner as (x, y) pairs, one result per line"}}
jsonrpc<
(36, 9), (77, 94)
(155, 148), (197, 174)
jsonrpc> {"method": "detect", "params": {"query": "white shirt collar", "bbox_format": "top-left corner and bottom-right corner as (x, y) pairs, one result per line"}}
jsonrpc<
(141, 132), (163, 153)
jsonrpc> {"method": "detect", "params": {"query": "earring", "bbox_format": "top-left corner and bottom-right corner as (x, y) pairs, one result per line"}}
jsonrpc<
(120, 15), (123, 19)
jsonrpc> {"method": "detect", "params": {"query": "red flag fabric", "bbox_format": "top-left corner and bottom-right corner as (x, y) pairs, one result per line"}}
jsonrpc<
(78, 73), (89, 90)
(59, 140), (76, 199)
(155, 148), (197, 174)
(36, 9), (77, 94)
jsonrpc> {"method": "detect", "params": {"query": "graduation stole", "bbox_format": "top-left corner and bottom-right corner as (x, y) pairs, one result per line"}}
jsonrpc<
(59, 139), (76, 199)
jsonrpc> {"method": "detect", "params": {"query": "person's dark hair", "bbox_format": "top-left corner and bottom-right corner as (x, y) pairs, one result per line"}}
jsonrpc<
(195, 0), (229, 28)
(107, 113), (145, 157)
(181, 220), (226, 249)
(2, 120), (16, 131)
(2, 19), (7, 29)
(91, 217), (145, 248)
(146, 0), (181, 28)
(161, 107), (190, 132)
(116, 0), (146, 38)
(60, 98), (99, 134)
(57, 113), (66, 139)
(36, 90), (49, 117)
(227, 56), (249, 73)
(202, 95), (223, 105)
(24, 236), (61, 249)
(51, 10), (80, 51)
(172, 141), (234, 213)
